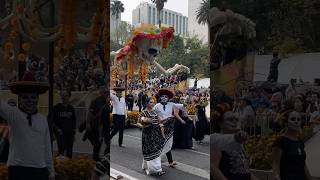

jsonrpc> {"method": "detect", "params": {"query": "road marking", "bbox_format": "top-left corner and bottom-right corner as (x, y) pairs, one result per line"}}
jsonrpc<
(163, 161), (210, 179)
(124, 134), (210, 157)
(111, 168), (141, 180)
(185, 149), (210, 157)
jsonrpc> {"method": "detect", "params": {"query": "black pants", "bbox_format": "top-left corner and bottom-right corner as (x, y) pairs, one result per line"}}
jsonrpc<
(166, 151), (173, 164)
(8, 166), (49, 180)
(110, 114), (125, 146)
(128, 102), (133, 111)
(56, 132), (74, 158)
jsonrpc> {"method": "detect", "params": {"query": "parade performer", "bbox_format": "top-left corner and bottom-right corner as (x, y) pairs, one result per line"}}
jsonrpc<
(110, 87), (127, 148)
(139, 97), (166, 176)
(0, 73), (55, 180)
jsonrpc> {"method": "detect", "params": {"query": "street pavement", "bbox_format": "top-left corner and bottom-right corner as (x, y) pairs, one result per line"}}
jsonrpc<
(53, 127), (210, 180)
(110, 127), (210, 180)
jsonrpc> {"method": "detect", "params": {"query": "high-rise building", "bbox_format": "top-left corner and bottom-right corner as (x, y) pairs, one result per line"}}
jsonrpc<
(110, 0), (121, 33)
(188, 0), (208, 43)
(132, 2), (188, 36)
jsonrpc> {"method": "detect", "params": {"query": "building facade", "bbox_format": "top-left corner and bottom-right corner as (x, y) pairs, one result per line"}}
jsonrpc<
(132, 2), (188, 36)
(188, 0), (208, 43)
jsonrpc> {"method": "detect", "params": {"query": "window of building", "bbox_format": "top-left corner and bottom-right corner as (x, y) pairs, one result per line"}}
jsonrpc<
(148, 7), (151, 24)
(180, 16), (182, 34)
(183, 17), (185, 34)
(172, 14), (175, 28)
(138, 9), (140, 23)
(169, 13), (171, 25)
(153, 8), (155, 24)
(165, 12), (167, 24)
(176, 14), (179, 33)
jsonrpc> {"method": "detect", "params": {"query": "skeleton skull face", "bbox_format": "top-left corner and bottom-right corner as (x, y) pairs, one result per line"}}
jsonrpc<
(288, 111), (302, 131)
(135, 38), (163, 65)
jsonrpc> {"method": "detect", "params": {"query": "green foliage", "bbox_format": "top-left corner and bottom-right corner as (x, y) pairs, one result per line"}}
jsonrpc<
(211, 0), (320, 54)
(111, 0), (125, 19)
(157, 36), (209, 77)
(110, 40), (122, 52)
(196, 0), (210, 25)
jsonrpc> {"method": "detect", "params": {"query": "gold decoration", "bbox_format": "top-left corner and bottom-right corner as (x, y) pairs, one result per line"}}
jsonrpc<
(18, 53), (26, 62)
(127, 55), (134, 80)
(139, 60), (148, 83)
(22, 43), (31, 51)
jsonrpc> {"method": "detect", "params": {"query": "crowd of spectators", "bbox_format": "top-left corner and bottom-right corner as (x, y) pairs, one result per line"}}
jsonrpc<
(55, 56), (105, 92)
(212, 80), (320, 135)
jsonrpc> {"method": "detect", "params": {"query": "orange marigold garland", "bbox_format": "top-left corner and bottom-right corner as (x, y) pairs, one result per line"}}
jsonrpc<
(139, 60), (148, 83)
(127, 55), (134, 80)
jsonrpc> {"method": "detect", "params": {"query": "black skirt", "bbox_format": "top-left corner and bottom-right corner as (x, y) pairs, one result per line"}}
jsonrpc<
(173, 116), (194, 149)
(142, 118), (174, 161)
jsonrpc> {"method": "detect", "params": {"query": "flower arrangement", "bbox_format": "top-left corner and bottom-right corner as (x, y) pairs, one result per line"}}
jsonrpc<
(187, 104), (196, 115)
(127, 111), (140, 124)
(0, 155), (96, 180)
(244, 127), (315, 170)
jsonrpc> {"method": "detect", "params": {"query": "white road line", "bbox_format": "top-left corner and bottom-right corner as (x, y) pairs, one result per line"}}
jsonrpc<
(185, 149), (210, 157)
(124, 134), (210, 157)
(111, 168), (141, 180)
(163, 161), (210, 179)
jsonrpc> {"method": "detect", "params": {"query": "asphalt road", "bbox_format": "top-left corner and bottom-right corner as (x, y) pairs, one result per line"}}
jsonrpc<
(110, 127), (210, 180)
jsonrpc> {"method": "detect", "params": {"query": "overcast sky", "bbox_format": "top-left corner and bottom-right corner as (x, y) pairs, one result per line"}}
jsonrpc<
(119, 0), (189, 24)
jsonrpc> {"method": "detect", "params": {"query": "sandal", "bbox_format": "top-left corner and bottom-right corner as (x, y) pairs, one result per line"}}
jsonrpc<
(169, 161), (177, 167)
(157, 171), (166, 176)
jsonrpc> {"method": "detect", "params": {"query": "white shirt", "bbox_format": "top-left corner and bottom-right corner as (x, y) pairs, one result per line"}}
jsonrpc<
(0, 101), (54, 178)
(110, 93), (126, 115)
(152, 102), (184, 120)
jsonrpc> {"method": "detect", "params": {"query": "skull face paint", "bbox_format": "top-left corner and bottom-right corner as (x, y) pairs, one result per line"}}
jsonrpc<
(287, 111), (302, 131)
(160, 95), (168, 104)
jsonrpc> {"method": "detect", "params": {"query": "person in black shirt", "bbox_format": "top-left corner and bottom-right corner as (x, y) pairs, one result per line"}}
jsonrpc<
(53, 90), (76, 158)
(272, 111), (313, 180)
(126, 90), (134, 111)
(267, 52), (281, 82)
(86, 86), (108, 161)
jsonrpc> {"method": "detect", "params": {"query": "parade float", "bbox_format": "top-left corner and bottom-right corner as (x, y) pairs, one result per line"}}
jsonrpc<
(110, 24), (190, 125)
(110, 23), (190, 88)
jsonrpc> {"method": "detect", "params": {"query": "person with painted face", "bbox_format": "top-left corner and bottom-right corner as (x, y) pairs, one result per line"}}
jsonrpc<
(272, 111), (313, 180)
(211, 111), (257, 180)
(153, 89), (184, 167)
(53, 90), (76, 158)
(110, 87), (127, 148)
(0, 73), (55, 180)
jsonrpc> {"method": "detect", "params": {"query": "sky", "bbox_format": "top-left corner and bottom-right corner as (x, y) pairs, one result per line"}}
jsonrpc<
(119, 0), (189, 24)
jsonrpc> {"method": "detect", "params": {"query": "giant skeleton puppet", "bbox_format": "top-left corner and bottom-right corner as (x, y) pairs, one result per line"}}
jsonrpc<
(209, 7), (256, 70)
(111, 24), (190, 85)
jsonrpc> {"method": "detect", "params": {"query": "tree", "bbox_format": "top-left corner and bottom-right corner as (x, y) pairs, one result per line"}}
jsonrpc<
(151, 0), (167, 28)
(156, 35), (209, 77)
(111, 0), (124, 44)
(196, 0), (210, 25)
(112, 21), (134, 45)
(196, 0), (210, 44)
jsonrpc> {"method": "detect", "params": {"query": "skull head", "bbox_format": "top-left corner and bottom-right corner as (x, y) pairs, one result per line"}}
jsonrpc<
(288, 111), (302, 131)
(135, 38), (163, 65)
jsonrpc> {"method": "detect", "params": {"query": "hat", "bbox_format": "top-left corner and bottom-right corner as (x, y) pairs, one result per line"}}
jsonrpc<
(113, 87), (126, 92)
(8, 71), (49, 95)
(156, 89), (174, 99)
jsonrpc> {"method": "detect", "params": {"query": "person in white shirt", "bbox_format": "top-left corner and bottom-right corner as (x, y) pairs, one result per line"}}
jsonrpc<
(152, 89), (184, 167)
(110, 87), (127, 147)
(0, 72), (54, 180)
